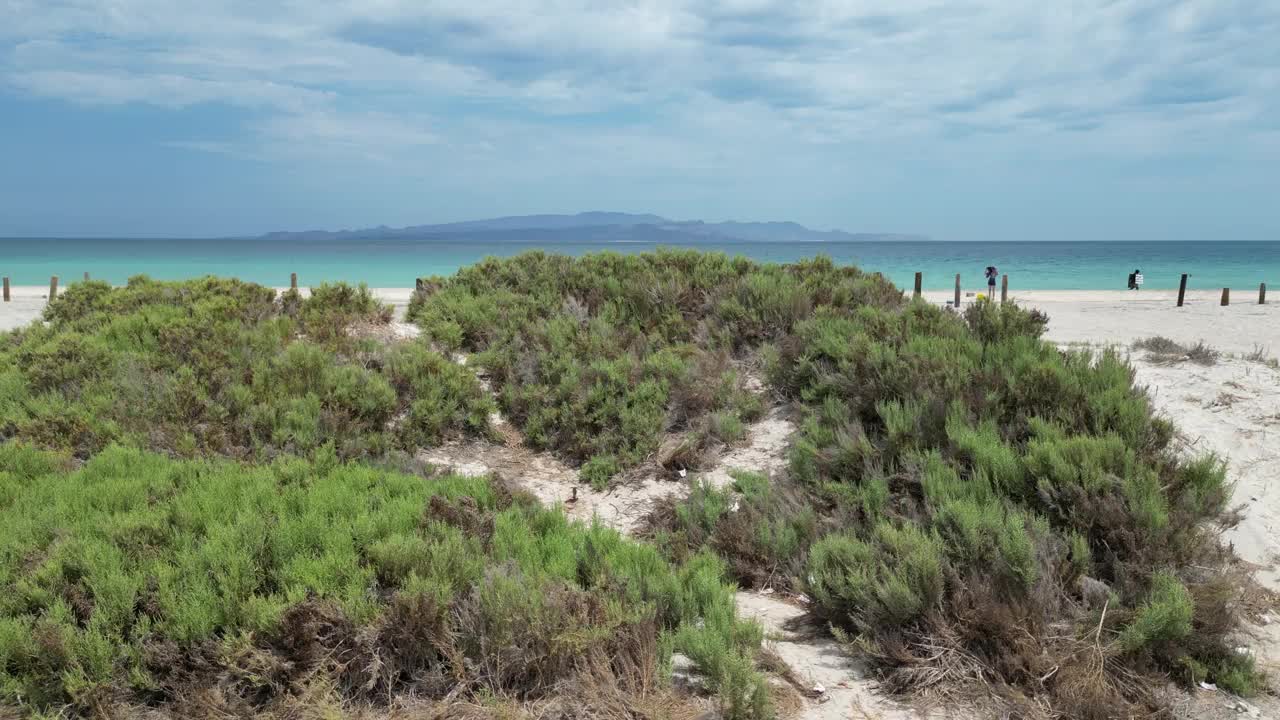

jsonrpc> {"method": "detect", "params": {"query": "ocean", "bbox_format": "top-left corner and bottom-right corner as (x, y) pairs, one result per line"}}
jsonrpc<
(2, 238), (1278, 291)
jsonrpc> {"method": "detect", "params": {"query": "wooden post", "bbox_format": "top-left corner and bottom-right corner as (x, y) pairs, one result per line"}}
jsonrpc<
(2, 277), (9, 302)
(1001, 274), (1009, 303)
(1177, 274), (1188, 307)
(48, 276), (59, 301)
(83, 271), (90, 282)
(290, 272), (298, 290)
(1260, 283), (1267, 305)
(912, 272), (922, 299)
(1220, 288), (1230, 306)
(954, 274), (961, 308)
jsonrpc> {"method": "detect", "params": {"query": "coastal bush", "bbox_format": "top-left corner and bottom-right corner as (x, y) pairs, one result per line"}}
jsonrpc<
(517, 252), (1264, 713)
(650, 472), (817, 590)
(769, 292), (1252, 712)
(0, 276), (492, 459)
(1, 254), (1258, 717)
(407, 250), (895, 480)
(634, 258), (1254, 712)
(0, 443), (767, 717)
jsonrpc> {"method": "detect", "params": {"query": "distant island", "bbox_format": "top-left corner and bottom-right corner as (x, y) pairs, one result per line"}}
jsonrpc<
(252, 212), (926, 244)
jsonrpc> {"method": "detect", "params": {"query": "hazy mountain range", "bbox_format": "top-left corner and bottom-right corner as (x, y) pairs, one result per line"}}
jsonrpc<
(255, 212), (925, 243)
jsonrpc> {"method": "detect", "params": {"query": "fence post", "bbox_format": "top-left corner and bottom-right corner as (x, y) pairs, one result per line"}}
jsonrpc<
(2, 277), (9, 302)
(290, 272), (298, 290)
(48, 276), (59, 301)
(953, 274), (961, 308)
(1260, 283), (1267, 305)
(1220, 288), (1230, 306)
(1177, 274), (1188, 307)
(84, 272), (90, 282)
(913, 272), (922, 299)
(1001, 275), (1009, 303)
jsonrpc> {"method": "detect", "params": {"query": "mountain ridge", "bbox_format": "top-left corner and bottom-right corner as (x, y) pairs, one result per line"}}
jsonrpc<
(254, 212), (925, 243)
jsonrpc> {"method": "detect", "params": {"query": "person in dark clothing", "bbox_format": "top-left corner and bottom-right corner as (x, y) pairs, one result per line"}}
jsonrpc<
(985, 266), (998, 297)
(1127, 271), (1137, 289)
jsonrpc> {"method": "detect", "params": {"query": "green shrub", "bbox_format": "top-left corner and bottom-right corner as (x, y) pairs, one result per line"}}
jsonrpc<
(0, 443), (766, 714)
(407, 250), (901, 483)
(1, 277), (490, 459)
(1118, 572), (1194, 652)
(580, 454), (620, 490)
(807, 523), (945, 629)
(655, 473), (817, 591)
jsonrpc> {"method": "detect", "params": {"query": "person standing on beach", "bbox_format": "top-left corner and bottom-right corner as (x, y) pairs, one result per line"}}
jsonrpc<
(985, 266), (998, 297)
(1133, 269), (1144, 290)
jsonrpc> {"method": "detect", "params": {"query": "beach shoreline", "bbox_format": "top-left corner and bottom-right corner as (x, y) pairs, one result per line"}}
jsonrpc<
(7, 286), (1278, 354)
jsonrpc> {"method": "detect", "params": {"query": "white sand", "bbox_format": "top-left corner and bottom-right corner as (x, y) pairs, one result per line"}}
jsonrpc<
(1130, 356), (1280, 592)
(920, 289), (1280, 357)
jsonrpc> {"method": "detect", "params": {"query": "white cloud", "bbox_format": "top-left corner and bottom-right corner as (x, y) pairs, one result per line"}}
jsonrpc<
(3, 0), (1278, 203)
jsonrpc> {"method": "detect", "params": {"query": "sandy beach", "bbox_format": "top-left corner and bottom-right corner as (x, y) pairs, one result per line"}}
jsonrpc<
(917, 289), (1280, 356)
(5, 287), (1277, 350)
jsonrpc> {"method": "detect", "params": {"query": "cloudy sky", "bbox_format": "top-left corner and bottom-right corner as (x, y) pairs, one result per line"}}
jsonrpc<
(1, 1), (1278, 240)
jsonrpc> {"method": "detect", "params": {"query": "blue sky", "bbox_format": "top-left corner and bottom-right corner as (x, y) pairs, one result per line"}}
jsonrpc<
(1, 1), (1278, 241)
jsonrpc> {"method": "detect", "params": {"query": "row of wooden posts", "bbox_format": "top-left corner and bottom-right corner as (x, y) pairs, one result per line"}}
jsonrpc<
(910, 272), (1267, 307)
(913, 271), (1014, 305)
(0, 272), (1270, 306)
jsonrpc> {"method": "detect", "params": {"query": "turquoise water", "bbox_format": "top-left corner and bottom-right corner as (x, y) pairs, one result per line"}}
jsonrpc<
(2, 238), (1278, 291)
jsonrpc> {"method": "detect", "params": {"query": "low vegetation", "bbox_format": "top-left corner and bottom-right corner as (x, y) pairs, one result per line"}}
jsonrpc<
(1133, 335), (1220, 365)
(0, 257), (1263, 719)
(408, 250), (896, 483)
(0, 275), (772, 718)
(0, 277), (493, 460)
(0, 443), (767, 717)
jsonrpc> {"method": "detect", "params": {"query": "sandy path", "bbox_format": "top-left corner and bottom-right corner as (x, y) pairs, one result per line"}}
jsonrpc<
(420, 403), (795, 537)
(736, 592), (936, 720)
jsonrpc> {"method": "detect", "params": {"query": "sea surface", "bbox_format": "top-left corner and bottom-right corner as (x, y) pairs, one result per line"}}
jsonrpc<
(2, 238), (1278, 291)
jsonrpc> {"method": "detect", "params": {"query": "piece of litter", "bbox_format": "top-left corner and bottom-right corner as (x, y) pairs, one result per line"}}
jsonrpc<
(1199, 681), (1218, 691)
(678, 468), (687, 478)
(795, 593), (811, 604)
(761, 587), (775, 595)
(811, 683), (825, 696)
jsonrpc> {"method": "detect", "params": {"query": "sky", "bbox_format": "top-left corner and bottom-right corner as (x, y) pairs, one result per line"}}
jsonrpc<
(1, 1), (1278, 241)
